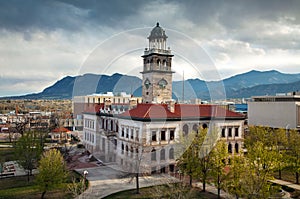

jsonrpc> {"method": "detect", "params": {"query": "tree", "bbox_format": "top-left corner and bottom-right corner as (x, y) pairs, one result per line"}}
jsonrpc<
(176, 130), (198, 187)
(224, 154), (245, 199)
(177, 127), (219, 191)
(36, 149), (69, 199)
(67, 178), (86, 198)
(14, 118), (29, 137)
(14, 131), (43, 182)
(242, 141), (279, 198)
(246, 126), (289, 180)
(210, 140), (228, 198)
(194, 127), (219, 192)
(0, 156), (4, 177)
(287, 129), (300, 184)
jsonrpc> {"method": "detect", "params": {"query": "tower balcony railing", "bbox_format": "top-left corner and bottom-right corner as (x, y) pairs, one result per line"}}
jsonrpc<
(144, 48), (171, 55)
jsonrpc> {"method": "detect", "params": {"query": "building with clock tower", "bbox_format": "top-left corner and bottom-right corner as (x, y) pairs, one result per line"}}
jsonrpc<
(81, 22), (245, 175)
(141, 22), (174, 104)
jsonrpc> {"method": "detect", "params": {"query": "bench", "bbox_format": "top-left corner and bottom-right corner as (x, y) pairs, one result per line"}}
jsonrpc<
(0, 172), (15, 178)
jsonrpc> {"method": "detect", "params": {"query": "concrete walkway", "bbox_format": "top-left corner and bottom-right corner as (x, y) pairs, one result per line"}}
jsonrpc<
(76, 165), (179, 199)
(270, 179), (300, 191)
(193, 182), (231, 198)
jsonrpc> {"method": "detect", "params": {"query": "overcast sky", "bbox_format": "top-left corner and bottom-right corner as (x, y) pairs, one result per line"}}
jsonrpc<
(1, 0), (300, 97)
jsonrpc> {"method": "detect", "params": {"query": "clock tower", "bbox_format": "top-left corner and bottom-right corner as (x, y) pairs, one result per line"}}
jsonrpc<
(141, 23), (174, 103)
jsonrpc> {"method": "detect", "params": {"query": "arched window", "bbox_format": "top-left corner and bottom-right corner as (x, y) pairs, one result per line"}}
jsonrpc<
(192, 124), (198, 133)
(130, 146), (134, 158)
(151, 148), (156, 161)
(169, 148), (174, 159)
(235, 143), (239, 153)
(160, 148), (165, 160)
(163, 60), (167, 69)
(183, 124), (189, 136)
(126, 145), (129, 154)
(157, 59), (161, 69)
(110, 120), (113, 131)
(228, 143), (232, 154)
(116, 122), (119, 132)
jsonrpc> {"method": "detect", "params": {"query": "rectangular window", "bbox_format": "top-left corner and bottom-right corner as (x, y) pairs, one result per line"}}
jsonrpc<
(131, 129), (134, 139)
(136, 130), (139, 141)
(161, 130), (166, 141)
(102, 138), (105, 151)
(152, 131), (157, 142)
(221, 128), (226, 137)
(170, 130), (175, 141)
(228, 128), (232, 137)
(114, 139), (117, 150)
(235, 127), (239, 137)
(121, 127), (124, 137)
(126, 128), (129, 138)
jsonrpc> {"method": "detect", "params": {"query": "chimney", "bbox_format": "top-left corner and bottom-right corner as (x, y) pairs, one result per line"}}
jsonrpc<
(167, 100), (175, 113)
(129, 98), (138, 109)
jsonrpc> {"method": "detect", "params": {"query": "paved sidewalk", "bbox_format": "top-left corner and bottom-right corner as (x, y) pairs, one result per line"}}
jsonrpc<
(193, 182), (231, 198)
(76, 166), (179, 199)
(270, 179), (300, 190)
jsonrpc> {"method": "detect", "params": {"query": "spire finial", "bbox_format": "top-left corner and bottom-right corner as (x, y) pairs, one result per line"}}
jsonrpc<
(156, 22), (159, 27)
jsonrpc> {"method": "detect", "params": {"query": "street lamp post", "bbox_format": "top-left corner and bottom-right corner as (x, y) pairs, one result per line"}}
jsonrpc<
(83, 170), (88, 189)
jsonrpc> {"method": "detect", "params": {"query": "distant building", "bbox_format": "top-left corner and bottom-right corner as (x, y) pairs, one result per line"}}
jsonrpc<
(50, 127), (71, 143)
(248, 92), (300, 129)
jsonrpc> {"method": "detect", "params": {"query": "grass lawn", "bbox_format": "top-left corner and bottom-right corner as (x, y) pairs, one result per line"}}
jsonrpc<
(104, 183), (221, 199)
(0, 147), (15, 162)
(273, 168), (298, 184)
(0, 172), (84, 199)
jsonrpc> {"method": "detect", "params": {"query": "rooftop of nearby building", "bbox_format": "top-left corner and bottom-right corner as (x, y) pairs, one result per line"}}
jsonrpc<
(52, 127), (71, 133)
(252, 92), (300, 102)
(83, 102), (245, 121)
(87, 92), (133, 98)
(118, 103), (245, 121)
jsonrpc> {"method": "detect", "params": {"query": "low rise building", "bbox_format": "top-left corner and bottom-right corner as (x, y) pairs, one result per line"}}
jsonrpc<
(248, 92), (300, 129)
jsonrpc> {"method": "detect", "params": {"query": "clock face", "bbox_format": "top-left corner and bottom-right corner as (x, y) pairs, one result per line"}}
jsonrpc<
(158, 79), (168, 89)
(144, 79), (151, 89)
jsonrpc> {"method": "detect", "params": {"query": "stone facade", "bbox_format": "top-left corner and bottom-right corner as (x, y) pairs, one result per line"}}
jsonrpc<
(141, 23), (174, 104)
(81, 23), (245, 175)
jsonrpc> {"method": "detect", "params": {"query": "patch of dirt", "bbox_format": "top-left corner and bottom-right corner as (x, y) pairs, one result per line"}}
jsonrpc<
(66, 149), (99, 170)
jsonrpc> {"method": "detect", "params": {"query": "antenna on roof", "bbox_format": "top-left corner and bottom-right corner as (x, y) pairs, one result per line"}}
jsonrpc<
(182, 70), (185, 103)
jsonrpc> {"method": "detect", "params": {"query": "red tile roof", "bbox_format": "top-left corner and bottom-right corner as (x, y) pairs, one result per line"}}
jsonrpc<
(118, 103), (244, 121)
(52, 127), (71, 133)
(119, 103), (178, 120)
(83, 103), (104, 114)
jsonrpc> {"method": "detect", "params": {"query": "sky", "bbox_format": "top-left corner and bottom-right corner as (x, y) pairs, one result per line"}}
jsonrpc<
(0, 0), (300, 97)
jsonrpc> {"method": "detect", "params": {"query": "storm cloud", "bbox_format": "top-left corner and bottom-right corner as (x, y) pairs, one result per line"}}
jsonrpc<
(0, 0), (300, 96)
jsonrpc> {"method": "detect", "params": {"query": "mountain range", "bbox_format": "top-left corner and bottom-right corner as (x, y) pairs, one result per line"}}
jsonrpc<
(3, 70), (300, 100)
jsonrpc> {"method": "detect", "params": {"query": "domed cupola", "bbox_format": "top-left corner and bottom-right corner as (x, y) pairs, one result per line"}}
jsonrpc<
(148, 22), (168, 40)
(147, 22), (168, 50)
